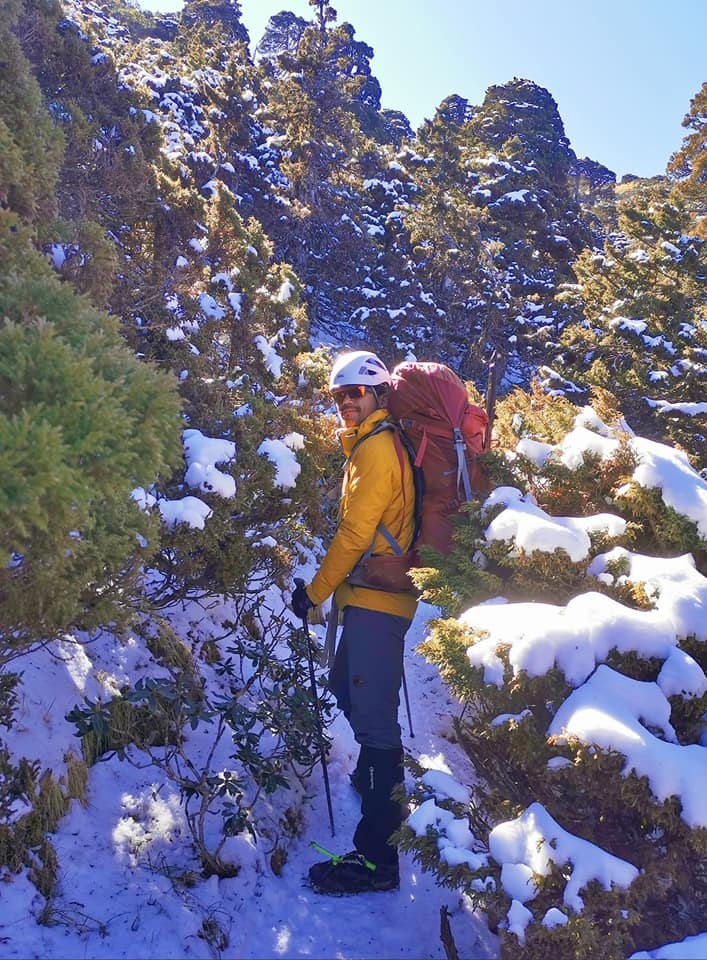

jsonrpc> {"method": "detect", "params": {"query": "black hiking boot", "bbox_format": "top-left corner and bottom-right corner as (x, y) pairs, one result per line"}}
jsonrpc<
(308, 851), (399, 896)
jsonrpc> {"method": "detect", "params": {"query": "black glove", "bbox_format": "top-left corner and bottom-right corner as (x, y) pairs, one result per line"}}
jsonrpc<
(291, 581), (314, 620)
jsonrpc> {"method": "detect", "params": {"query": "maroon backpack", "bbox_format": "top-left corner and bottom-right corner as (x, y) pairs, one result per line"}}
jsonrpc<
(347, 361), (491, 593)
(389, 361), (491, 554)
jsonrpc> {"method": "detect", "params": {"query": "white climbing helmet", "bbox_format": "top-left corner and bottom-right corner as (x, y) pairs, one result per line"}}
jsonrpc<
(328, 350), (391, 390)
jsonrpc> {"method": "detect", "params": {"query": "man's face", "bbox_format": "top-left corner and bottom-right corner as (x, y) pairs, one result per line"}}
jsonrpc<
(331, 384), (378, 428)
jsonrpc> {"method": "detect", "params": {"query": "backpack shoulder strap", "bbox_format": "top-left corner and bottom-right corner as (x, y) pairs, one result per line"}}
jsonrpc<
(392, 425), (424, 543)
(345, 419), (396, 466)
(344, 419), (419, 555)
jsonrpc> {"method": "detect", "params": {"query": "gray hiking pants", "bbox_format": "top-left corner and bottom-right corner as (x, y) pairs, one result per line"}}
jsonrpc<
(328, 605), (410, 750)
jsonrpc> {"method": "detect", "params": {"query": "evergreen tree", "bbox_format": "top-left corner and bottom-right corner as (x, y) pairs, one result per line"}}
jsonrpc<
(255, 10), (308, 61)
(380, 108), (414, 147)
(557, 178), (706, 465)
(0, 213), (181, 646)
(258, 6), (382, 333)
(668, 82), (707, 238)
(180, 0), (248, 45)
(258, 5), (385, 133)
(1, 0), (181, 645)
(165, 184), (309, 421)
(15, 0), (164, 310)
(50, 0), (335, 607)
(179, 0), (249, 66)
(133, 183), (332, 605)
(96, 0), (277, 348)
(0, 0), (63, 225)
(401, 95), (496, 381)
(344, 143), (441, 363)
(462, 79), (592, 386)
(568, 156), (618, 241)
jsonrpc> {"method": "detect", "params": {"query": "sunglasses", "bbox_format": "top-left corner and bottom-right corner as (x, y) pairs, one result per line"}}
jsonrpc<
(331, 385), (368, 405)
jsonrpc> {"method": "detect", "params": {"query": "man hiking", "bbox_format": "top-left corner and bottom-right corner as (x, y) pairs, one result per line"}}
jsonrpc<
(290, 349), (418, 896)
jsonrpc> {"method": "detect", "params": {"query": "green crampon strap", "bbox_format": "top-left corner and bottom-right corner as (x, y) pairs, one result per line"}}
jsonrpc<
(309, 840), (376, 872)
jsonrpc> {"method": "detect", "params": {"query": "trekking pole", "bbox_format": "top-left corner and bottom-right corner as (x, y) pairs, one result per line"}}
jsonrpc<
(294, 579), (335, 836)
(401, 664), (415, 739)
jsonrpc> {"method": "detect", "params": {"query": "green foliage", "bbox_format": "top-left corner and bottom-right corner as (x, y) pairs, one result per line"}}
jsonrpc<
(419, 617), (574, 818)
(555, 178), (706, 461)
(2, 3), (705, 948)
(0, 671), (20, 731)
(411, 503), (505, 616)
(417, 617), (496, 709)
(405, 391), (706, 957)
(413, 605), (707, 956)
(489, 545), (596, 605)
(459, 80), (591, 383)
(265, 20), (368, 210)
(493, 380), (578, 453)
(0, 748), (87, 901)
(569, 158), (618, 240)
(256, 12), (390, 331)
(498, 889), (639, 960)
(100, 0), (156, 38)
(121, 183), (338, 607)
(0, 5), (64, 224)
(143, 373), (336, 607)
(54, 219), (120, 309)
(616, 483), (707, 565)
(668, 81), (707, 237)
(0, 212), (182, 645)
(401, 96), (490, 375)
(166, 187), (309, 403)
(417, 445), (638, 619)
(68, 604), (334, 877)
(532, 443), (636, 519)
(15, 0), (166, 323)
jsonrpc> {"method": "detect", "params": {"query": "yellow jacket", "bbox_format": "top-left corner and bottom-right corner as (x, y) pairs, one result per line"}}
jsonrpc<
(307, 408), (418, 621)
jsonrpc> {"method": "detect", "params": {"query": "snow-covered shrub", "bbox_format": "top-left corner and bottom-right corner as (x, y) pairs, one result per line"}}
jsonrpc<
(0, 743), (88, 905)
(67, 594), (333, 878)
(128, 184), (338, 607)
(399, 393), (707, 960)
(134, 367), (338, 610)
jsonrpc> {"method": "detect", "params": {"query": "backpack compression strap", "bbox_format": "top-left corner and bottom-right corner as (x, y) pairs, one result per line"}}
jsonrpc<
(399, 415), (474, 502)
(453, 427), (473, 501)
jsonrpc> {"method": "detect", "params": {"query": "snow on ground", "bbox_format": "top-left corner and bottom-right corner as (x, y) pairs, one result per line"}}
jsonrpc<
(0, 602), (498, 960)
(3, 409), (706, 958)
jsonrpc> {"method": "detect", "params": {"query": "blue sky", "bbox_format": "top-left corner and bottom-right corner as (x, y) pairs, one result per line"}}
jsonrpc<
(139, 0), (706, 179)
